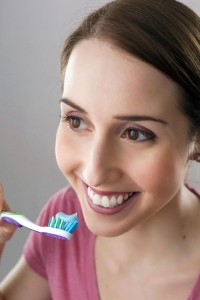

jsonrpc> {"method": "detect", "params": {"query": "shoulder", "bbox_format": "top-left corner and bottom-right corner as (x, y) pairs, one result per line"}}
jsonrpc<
(188, 274), (200, 300)
(185, 183), (200, 198)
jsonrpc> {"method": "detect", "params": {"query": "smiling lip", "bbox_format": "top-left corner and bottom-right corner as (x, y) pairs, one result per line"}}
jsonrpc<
(87, 186), (130, 196)
(82, 182), (140, 215)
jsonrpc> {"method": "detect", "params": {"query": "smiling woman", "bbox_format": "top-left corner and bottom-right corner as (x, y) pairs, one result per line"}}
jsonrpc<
(56, 39), (194, 240)
(0, 0), (200, 300)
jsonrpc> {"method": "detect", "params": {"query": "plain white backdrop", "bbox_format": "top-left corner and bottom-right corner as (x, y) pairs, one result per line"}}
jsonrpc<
(0, 0), (199, 280)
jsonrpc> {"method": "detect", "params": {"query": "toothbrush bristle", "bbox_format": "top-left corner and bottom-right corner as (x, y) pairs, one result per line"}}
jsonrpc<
(48, 217), (79, 234)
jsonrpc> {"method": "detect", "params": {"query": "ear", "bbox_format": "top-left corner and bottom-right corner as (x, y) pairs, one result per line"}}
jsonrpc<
(189, 142), (200, 162)
(191, 153), (200, 162)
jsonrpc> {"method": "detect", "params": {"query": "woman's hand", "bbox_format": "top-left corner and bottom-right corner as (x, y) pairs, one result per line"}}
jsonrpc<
(0, 183), (17, 245)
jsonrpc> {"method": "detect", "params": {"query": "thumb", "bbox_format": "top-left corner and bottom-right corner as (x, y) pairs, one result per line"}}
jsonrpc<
(0, 183), (17, 243)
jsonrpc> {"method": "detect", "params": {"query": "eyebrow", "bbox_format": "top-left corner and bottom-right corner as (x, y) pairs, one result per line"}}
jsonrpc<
(59, 98), (87, 113)
(113, 115), (168, 125)
(59, 98), (168, 125)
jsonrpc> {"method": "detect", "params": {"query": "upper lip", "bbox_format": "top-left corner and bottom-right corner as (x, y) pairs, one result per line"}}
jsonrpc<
(85, 183), (136, 196)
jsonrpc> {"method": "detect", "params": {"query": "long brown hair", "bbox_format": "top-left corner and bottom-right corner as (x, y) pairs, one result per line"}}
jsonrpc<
(61, 0), (200, 144)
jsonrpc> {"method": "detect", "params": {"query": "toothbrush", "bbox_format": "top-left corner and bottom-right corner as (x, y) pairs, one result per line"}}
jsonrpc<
(0, 211), (79, 240)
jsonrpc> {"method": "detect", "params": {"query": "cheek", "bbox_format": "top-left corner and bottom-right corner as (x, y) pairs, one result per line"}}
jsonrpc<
(55, 128), (78, 178)
(129, 149), (187, 195)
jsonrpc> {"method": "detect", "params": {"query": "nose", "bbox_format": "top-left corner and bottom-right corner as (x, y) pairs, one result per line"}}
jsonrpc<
(82, 136), (122, 187)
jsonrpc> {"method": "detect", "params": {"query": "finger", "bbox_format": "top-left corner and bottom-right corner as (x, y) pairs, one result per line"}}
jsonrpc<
(0, 183), (4, 198)
(0, 222), (17, 244)
(0, 184), (11, 212)
(2, 200), (11, 211)
(0, 183), (5, 210)
(0, 184), (17, 243)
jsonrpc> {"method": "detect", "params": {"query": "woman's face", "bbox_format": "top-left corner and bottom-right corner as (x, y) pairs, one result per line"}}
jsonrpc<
(56, 39), (191, 237)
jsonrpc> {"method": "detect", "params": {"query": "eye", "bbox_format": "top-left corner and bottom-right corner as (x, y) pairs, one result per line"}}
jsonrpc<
(68, 117), (81, 129)
(60, 115), (87, 130)
(122, 128), (155, 142)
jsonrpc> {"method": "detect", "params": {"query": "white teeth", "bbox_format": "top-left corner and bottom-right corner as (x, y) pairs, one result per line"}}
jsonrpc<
(93, 194), (101, 205)
(117, 195), (123, 205)
(101, 196), (110, 207)
(88, 187), (93, 198)
(124, 194), (129, 200)
(110, 196), (117, 207)
(87, 187), (134, 208)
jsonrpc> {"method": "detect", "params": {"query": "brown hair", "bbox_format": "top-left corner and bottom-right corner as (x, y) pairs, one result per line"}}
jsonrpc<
(61, 0), (200, 144)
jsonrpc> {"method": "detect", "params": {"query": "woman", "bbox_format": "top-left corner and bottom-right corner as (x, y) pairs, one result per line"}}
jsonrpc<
(0, 0), (200, 299)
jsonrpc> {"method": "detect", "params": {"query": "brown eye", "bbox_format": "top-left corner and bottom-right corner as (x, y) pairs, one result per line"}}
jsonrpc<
(60, 114), (88, 131)
(70, 117), (81, 128)
(127, 129), (139, 140)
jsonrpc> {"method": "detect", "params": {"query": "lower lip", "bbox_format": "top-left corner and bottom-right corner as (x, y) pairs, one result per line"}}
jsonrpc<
(83, 183), (140, 215)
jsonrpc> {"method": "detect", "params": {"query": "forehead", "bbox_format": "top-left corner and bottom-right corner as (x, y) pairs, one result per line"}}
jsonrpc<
(64, 39), (179, 98)
(63, 39), (181, 121)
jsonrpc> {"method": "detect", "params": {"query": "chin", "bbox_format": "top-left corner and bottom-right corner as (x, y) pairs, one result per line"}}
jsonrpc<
(88, 225), (126, 238)
(83, 215), (135, 238)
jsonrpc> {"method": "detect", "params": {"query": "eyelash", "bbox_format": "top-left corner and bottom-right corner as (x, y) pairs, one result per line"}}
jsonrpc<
(59, 114), (156, 142)
(121, 128), (155, 142)
(60, 114), (87, 132)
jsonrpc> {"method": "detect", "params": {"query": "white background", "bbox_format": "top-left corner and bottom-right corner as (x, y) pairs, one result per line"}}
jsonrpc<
(0, 0), (199, 280)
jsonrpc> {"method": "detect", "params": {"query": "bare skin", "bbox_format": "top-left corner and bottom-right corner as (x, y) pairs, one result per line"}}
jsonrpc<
(0, 184), (16, 246)
(95, 186), (200, 300)
(0, 256), (51, 300)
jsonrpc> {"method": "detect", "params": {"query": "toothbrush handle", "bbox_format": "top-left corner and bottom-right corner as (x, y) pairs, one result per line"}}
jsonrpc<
(1, 216), (22, 227)
(0, 211), (23, 227)
(0, 211), (44, 232)
(0, 211), (74, 240)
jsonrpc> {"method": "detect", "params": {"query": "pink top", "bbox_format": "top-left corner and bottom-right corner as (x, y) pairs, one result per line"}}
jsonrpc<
(23, 185), (200, 300)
